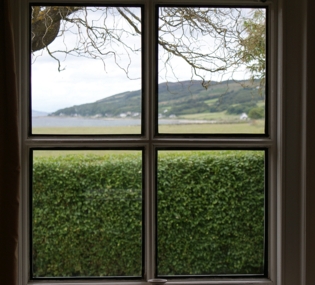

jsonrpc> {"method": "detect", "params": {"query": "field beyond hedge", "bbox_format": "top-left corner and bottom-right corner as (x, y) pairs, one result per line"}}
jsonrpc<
(32, 151), (265, 278)
(32, 120), (264, 135)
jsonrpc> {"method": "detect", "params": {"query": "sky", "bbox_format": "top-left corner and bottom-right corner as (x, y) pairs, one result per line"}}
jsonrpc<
(31, 7), (144, 113)
(31, 7), (255, 113)
(31, 43), (202, 113)
(32, 49), (142, 113)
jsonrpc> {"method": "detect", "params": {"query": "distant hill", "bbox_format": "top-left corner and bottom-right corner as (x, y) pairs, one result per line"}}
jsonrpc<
(50, 80), (265, 118)
(32, 110), (48, 117)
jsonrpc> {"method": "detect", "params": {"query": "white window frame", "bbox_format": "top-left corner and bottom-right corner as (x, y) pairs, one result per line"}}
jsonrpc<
(12, 0), (315, 284)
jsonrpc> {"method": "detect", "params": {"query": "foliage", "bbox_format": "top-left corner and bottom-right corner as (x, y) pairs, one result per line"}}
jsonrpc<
(238, 9), (266, 86)
(226, 102), (257, 115)
(32, 151), (265, 277)
(32, 153), (143, 277)
(157, 151), (265, 275)
(248, 107), (265, 119)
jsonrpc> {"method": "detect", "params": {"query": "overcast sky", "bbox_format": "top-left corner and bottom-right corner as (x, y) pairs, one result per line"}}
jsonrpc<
(32, 50), (143, 113)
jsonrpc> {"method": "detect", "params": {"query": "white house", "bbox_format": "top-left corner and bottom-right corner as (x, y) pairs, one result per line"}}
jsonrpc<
(240, 113), (248, 120)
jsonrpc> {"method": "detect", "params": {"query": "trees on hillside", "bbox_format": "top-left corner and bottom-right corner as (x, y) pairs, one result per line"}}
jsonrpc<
(31, 6), (266, 85)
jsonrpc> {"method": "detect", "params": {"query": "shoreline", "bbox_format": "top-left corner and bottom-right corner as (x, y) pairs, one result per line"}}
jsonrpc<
(33, 115), (250, 125)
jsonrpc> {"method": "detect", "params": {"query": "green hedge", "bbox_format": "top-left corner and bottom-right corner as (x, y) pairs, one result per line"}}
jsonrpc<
(32, 151), (265, 277)
(157, 151), (265, 275)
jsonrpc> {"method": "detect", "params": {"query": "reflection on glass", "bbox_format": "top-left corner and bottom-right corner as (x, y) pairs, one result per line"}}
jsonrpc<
(157, 150), (265, 276)
(31, 6), (142, 135)
(32, 150), (143, 277)
(158, 7), (266, 134)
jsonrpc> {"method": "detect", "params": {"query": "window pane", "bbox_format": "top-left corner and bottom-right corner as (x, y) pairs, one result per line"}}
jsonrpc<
(32, 150), (143, 278)
(31, 6), (142, 135)
(158, 7), (266, 134)
(157, 150), (265, 276)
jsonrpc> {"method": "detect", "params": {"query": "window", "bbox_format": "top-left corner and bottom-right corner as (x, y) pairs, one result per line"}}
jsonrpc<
(20, 0), (279, 284)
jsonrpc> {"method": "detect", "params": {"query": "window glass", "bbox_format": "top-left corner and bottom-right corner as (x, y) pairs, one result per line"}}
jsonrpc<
(31, 150), (143, 278)
(157, 7), (266, 134)
(27, 2), (271, 282)
(157, 150), (266, 276)
(31, 6), (142, 135)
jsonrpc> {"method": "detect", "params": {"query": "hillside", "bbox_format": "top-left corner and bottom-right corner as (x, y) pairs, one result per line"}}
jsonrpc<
(50, 80), (265, 118)
(32, 110), (48, 117)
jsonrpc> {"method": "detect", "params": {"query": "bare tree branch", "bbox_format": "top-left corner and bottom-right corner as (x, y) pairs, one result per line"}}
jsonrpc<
(31, 6), (266, 85)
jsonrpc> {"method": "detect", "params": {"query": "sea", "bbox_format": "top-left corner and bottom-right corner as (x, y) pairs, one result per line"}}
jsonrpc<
(32, 116), (186, 127)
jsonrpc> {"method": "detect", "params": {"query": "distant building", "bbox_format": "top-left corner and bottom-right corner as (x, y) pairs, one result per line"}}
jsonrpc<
(240, 113), (248, 120)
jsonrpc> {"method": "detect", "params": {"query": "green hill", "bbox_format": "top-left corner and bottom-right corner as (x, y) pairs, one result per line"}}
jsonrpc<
(50, 80), (265, 118)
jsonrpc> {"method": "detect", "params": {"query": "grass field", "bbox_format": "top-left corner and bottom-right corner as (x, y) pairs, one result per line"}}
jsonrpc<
(159, 121), (264, 134)
(32, 126), (142, 135)
(33, 150), (141, 158)
(32, 120), (264, 135)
